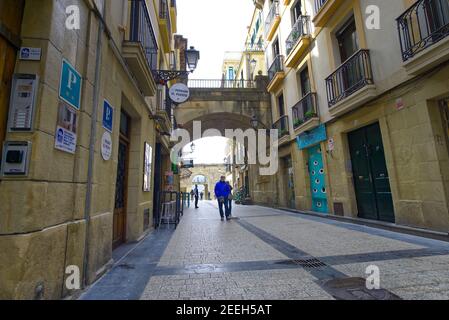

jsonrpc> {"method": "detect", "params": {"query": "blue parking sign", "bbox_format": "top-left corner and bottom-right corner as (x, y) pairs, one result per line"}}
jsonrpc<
(59, 59), (82, 110)
(103, 100), (114, 132)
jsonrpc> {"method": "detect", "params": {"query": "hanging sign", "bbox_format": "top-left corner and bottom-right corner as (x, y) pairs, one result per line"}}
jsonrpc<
(101, 131), (112, 161)
(54, 102), (78, 154)
(169, 83), (190, 104)
(296, 124), (327, 150)
(7, 74), (39, 132)
(59, 59), (82, 110)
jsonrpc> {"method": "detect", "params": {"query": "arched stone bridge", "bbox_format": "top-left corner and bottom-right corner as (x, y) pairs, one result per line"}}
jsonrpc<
(174, 77), (272, 137)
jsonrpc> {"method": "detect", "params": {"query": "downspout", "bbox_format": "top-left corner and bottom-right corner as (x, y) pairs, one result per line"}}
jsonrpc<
(82, 0), (105, 288)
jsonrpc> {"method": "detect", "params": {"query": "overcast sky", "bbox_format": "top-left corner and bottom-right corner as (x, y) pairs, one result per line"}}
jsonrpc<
(177, 0), (254, 79)
(177, 0), (253, 163)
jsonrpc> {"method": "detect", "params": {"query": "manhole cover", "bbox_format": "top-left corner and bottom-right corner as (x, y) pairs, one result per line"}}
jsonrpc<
(320, 277), (402, 300)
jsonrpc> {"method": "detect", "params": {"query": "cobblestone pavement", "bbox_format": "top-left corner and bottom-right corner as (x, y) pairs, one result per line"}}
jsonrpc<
(81, 201), (449, 300)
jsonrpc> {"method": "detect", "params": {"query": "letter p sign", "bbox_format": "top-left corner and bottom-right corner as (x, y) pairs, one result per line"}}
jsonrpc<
(59, 59), (82, 110)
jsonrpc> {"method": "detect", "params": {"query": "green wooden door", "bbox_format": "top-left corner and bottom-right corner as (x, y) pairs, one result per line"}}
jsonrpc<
(348, 123), (395, 222)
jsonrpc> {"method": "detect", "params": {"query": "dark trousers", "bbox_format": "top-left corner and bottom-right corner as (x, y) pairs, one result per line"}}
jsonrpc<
(195, 196), (199, 208)
(218, 197), (230, 218)
(228, 198), (232, 215)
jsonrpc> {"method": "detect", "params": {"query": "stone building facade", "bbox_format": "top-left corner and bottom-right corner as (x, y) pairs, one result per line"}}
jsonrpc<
(0, 0), (182, 299)
(252, 0), (449, 232)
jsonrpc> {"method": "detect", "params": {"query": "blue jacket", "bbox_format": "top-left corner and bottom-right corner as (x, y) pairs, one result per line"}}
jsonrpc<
(215, 181), (231, 198)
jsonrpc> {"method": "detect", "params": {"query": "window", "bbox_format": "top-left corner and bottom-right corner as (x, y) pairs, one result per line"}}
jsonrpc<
(228, 67), (235, 80)
(336, 17), (359, 63)
(273, 37), (280, 57)
(292, 0), (302, 25)
(278, 93), (285, 117)
(299, 67), (311, 97)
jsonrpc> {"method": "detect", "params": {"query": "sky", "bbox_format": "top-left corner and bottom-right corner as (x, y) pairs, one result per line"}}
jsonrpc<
(176, 0), (254, 164)
(177, 0), (254, 79)
(181, 137), (230, 164)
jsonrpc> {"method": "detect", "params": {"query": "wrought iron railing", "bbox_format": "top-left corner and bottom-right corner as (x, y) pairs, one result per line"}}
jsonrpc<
(187, 79), (256, 88)
(325, 49), (373, 107)
(272, 115), (290, 139)
(265, 0), (280, 38)
(397, 0), (449, 61)
(130, 0), (158, 71)
(286, 16), (311, 56)
(268, 55), (284, 83)
(245, 40), (264, 52)
(315, 0), (329, 14)
(160, 0), (172, 36)
(292, 93), (318, 128)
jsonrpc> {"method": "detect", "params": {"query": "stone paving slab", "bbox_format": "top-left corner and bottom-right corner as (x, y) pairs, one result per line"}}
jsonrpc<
(82, 201), (449, 300)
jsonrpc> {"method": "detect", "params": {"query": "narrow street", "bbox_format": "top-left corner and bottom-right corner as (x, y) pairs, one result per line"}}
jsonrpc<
(81, 203), (449, 300)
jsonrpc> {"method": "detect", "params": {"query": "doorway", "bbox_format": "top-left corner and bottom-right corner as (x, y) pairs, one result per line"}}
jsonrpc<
(308, 145), (328, 213)
(113, 111), (130, 249)
(348, 122), (395, 223)
(283, 156), (295, 209)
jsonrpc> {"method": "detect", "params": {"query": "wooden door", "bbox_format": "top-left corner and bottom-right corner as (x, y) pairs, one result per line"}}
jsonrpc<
(0, 0), (25, 157)
(113, 111), (130, 249)
(348, 123), (395, 223)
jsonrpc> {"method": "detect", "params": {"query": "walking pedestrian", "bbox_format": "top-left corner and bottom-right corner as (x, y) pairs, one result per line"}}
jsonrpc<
(214, 176), (231, 221)
(200, 192), (204, 200)
(226, 181), (233, 216)
(194, 185), (199, 209)
(190, 190), (194, 201)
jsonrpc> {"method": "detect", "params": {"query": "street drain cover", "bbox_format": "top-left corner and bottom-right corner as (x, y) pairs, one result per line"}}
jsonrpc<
(293, 258), (327, 269)
(320, 277), (402, 300)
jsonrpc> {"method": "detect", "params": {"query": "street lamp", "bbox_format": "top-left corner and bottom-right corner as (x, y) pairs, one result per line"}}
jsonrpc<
(250, 59), (257, 74)
(250, 115), (271, 135)
(190, 142), (196, 153)
(152, 46), (200, 85)
(185, 46), (200, 72)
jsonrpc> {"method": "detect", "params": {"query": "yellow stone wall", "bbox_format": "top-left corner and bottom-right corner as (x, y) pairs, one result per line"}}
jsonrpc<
(0, 0), (165, 299)
(289, 63), (449, 232)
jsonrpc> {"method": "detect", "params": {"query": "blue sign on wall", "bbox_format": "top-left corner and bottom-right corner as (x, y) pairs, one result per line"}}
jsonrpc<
(59, 59), (82, 110)
(296, 124), (327, 150)
(102, 100), (114, 132)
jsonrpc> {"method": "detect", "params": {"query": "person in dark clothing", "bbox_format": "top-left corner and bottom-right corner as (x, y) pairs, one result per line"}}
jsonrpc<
(190, 190), (194, 201)
(226, 181), (233, 216)
(214, 176), (231, 221)
(194, 185), (199, 209)
(200, 192), (204, 200)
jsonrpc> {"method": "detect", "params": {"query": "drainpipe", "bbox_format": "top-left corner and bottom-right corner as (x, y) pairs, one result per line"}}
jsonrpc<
(82, 0), (105, 288)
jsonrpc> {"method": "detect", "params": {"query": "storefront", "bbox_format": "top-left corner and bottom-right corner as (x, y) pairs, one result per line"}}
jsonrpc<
(296, 124), (328, 213)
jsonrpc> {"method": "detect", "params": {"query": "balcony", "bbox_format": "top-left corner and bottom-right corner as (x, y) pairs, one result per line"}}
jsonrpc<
(313, 0), (344, 28)
(273, 115), (290, 143)
(326, 49), (377, 117)
(159, 0), (172, 53)
(265, 0), (281, 41)
(245, 40), (264, 52)
(292, 93), (320, 135)
(123, 0), (158, 96)
(267, 55), (285, 92)
(397, 0), (449, 75)
(285, 16), (312, 68)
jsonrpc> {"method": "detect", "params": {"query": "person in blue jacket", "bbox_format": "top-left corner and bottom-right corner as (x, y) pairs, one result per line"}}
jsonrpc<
(214, 176), (231, 221)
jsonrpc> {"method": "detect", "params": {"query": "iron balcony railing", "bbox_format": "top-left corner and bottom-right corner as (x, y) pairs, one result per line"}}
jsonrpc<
(187, 79), (256, 88)
(272, 115), (290, 139)
(326, 49), (374, 107)
(130, 0), (158, 71)
(286, 16), (311, 56)
(292, 92), (318, 128)
(245, 40), (264, 52)
(265, 0), (280, 38)
(315, 0), (329, 14)
(160, 0), (172, 36)
(397, 0), (449, 61)
(268, 55), (284, 83)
